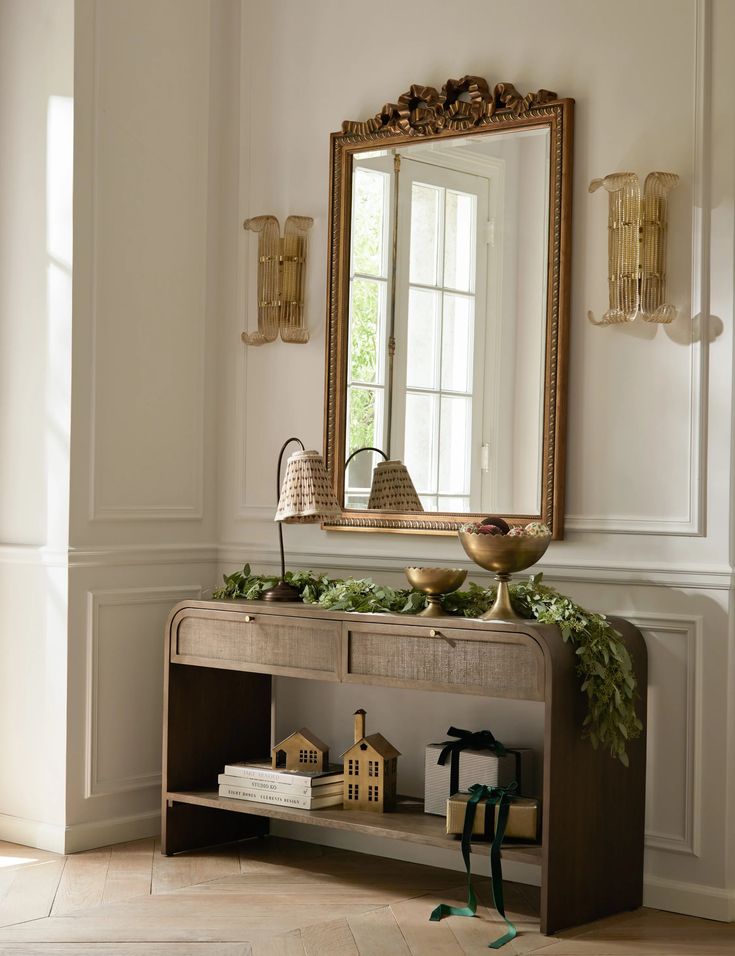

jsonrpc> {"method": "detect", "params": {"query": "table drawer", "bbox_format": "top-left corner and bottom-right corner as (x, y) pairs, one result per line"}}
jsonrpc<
(172, 612), (340, 679)
(345, 623), (544, 700)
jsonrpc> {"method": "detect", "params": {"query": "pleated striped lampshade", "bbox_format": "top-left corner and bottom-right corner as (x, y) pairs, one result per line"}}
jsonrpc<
(275, 449), (341, 523)
(367, 460), (424, 513)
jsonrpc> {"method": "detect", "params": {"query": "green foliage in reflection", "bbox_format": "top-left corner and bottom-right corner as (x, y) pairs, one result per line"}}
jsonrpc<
(352, 169), (384, 276)
(349, 279), (379, 385)
(348, 387), (376, 456)
(213, 567), (642, 765)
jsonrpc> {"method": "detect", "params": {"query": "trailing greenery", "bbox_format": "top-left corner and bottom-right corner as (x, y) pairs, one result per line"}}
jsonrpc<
(214, 566), (642, 764)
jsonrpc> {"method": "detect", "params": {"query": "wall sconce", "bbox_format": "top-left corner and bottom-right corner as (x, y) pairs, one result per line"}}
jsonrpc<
(242, 215), (313, 345)
(587, 172), (679, 325)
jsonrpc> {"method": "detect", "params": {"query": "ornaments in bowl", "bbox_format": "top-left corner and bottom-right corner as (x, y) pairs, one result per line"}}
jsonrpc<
(459, 517), (551, 622)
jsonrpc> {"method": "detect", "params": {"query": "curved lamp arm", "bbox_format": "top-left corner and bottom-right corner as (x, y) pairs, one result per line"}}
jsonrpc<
(274, 436), (305, 582)
(344, 446), (388, 471)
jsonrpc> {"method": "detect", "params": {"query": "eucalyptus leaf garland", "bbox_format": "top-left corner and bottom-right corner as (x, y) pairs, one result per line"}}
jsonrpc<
(213, 566), (642, 764)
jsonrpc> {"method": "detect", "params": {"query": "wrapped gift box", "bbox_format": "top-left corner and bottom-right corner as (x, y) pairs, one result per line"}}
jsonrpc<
(424, 742), (534, 816)
(446, 792), (540, 841)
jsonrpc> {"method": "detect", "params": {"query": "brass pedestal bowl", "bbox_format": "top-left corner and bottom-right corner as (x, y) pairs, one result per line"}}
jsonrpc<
(405, 567), (468, 617)
(458, 530), (550, 622)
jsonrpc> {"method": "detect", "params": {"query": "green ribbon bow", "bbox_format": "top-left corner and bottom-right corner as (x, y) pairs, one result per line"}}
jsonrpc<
(429, 782), (519, 949)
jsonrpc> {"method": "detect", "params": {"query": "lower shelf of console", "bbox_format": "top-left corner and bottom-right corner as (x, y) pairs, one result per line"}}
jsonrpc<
(166, 789), (542, 865)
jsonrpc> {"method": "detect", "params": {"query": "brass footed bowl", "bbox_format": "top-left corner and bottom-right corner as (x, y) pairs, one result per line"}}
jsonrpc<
(405, 567), (467, 618)
(458, 530), (550, 622)
(458, 531), (550, 575)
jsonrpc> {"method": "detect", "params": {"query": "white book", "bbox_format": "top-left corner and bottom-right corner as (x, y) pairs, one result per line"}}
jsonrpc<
(218, 783), (343, 810)
(222, 761), (344, 787)
(217, 773), (343, 797)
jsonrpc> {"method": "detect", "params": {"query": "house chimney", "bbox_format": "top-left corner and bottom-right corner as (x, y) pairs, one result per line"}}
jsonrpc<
(353, 709), (366, 743)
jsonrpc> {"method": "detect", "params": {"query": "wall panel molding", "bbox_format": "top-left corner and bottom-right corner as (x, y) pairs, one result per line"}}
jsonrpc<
(84, 585), (202, 799)
(618, 613), (703, 856)
(0, 544), (219, 568)
(85, 2), (207, 524)
(218, 544), (733, 591)
(567, 0), (710, 536)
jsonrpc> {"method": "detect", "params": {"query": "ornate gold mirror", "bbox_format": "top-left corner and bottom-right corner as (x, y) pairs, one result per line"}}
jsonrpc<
(323, 77), (573, 537)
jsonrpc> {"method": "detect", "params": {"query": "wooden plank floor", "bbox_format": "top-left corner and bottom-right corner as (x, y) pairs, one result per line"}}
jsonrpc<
(0, 837), (733, 954)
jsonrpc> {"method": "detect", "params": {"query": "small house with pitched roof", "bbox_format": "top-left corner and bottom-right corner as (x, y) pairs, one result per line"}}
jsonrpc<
(271, 727), (329, 773)
(340, 709), (400, 812)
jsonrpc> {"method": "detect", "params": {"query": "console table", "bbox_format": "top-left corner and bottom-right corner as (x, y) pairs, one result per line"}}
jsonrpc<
(162, 599), (647, 935)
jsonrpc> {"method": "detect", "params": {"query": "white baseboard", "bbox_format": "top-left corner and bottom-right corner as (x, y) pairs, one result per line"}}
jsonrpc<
(0, 809), (161, 855)
(63, 810), (161, 853)
(0, 811), (67, 855)
(643, 874), (735, 922)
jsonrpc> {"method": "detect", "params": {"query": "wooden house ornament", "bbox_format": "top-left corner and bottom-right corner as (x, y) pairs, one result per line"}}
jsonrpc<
(271, 727), (329, 773)
(341, 709), (400, 812)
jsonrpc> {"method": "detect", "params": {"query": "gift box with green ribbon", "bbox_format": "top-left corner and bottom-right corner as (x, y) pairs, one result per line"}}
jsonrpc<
(446, 790), (540, 841)
(424, 726), (534, 815)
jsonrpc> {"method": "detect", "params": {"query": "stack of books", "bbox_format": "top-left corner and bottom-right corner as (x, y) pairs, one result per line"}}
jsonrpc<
(218, 760), (344, 810)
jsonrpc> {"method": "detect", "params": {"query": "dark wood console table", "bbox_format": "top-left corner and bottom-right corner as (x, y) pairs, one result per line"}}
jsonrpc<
(162, 599), (647, 935)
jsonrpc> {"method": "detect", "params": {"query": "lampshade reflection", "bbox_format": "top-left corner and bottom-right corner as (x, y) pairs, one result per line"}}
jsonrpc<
(367, 460), (423, 512)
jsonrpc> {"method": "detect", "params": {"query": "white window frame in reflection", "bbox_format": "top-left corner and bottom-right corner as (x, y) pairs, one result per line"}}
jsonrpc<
(392, 158), (492, 513)
(345, 158), (393, 508)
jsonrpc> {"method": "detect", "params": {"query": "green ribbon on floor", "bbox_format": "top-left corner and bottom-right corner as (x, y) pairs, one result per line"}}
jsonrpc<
(429, 782), (518, 950)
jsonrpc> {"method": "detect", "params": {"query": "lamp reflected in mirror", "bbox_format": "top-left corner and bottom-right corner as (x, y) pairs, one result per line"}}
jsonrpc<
(344, 446), (423, 513)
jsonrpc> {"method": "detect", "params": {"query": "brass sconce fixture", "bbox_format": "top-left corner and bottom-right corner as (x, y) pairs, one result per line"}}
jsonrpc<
(588, 172), (679, 325)
(242, 215), (313, 345)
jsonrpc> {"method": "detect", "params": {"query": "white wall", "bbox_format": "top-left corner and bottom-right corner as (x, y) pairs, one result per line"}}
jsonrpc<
(2, 0), (734, 924)
(221, 0), (735, 921)
(63, 0), (232, 848)
(0, 0), (74, 850)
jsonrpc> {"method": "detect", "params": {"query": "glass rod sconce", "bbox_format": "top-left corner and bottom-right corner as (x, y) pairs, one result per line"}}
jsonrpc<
(242, 215), (313, 345)
(587, 172), (679, 325)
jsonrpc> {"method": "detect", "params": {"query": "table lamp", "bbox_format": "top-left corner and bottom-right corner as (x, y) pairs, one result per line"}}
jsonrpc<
(264, 437), (341, 602)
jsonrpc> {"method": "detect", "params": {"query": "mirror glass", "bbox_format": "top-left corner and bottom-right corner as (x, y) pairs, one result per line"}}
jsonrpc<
(344, 128), (551, 515)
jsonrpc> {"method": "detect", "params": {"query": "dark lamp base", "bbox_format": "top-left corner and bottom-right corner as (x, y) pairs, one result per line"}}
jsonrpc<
(263, 580), (302, 602)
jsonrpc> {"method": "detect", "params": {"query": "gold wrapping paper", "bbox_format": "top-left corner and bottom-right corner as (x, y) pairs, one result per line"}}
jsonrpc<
(446, 793), (540, 841)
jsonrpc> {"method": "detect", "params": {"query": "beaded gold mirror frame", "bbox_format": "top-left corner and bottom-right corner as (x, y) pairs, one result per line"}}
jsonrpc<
(323, 77), (574, 538)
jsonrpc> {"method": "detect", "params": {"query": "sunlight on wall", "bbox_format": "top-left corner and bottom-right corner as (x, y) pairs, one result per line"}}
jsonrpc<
(45, 94), (73, 551)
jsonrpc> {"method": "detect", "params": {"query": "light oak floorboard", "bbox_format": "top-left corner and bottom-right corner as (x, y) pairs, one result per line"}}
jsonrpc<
(301, 917), (358, 956)
(0, 945), (253, 955)
(0, 844), (63, 871)
(0, 861), (65, 928)
(538, 907), (735, 955)
(390, 895), (465, 955)
(101, 838), (155, 904)
(0, 872), (15, 909)
(151, 839), (241, 894)
(51, 848), (111, 916)
(0, 838), (732, 954)
(348, 907), (411, 955)
(250, 930), (306, 956)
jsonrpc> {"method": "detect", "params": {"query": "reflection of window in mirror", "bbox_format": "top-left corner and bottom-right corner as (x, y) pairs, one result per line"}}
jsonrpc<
(346, 131), (550, 515)
(346, 153), (393, 509)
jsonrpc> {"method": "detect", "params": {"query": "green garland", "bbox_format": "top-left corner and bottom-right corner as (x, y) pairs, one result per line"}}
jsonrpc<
(214, 565), (642, 764)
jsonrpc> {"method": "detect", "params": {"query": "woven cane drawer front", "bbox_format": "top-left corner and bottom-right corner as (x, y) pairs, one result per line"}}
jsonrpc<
(345, 625), (544, 700)
(173, 613), (339, 679)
